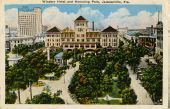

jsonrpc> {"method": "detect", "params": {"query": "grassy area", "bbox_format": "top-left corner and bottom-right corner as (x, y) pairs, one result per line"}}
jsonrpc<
(108, 82), (120, 98)
(39, 76), (61, 81)
(32, 81), (45, 87)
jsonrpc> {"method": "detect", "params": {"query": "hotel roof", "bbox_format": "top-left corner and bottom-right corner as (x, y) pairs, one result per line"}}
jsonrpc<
(75, 16), (87, 21)
(102, 26), (118, 32)
(47, 27), (60, 33)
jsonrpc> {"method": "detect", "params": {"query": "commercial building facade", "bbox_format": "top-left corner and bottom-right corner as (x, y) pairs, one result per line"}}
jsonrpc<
(18, 8), (42, 36)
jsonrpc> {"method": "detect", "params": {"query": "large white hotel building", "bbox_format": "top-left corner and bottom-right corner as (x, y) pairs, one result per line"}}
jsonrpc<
(45, 16), (120, 50)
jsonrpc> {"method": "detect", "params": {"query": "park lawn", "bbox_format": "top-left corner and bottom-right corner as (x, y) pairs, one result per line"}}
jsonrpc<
(108, 82), (120, 98)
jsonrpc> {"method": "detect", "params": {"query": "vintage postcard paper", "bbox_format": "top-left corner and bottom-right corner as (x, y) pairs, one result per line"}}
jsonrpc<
(0, 0), (168, 109)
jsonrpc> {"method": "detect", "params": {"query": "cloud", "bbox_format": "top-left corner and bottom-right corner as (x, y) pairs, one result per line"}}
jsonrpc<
(42, 6), (105, 29)
(5, 6), (160, 30)
(103, 8), (159, 29)
(5, 8), (18, 28)
(42, 6), (77, 29)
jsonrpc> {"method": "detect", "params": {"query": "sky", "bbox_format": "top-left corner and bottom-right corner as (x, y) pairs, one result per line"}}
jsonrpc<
(5, 4), (162, 29)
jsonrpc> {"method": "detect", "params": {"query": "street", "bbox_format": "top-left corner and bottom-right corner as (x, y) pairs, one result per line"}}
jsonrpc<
(126, 65), (153, 105)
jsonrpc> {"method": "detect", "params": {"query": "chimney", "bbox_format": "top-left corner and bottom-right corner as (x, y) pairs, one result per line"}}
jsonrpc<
(151, 25), (153, 35)
(92, 21), (94, 31)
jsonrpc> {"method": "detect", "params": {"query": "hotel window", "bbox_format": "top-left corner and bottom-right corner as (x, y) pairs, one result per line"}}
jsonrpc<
(91, 45), (95, 48)
(82, 39), (84, 42)
(65, 44), (68, 47)
(81, 34), (84, 37)
(77, 39), (79, 42)
(86, 45), (89, 48)
(114, 39), (117, 42)
(87, 39), (90, 42)
(92, 39), (95, 42)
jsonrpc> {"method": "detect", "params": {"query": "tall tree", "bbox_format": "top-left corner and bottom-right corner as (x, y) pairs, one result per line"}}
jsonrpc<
(24, 68), (39, 100)
(11, 68), (27, 104)
(141, 64), (162, 102)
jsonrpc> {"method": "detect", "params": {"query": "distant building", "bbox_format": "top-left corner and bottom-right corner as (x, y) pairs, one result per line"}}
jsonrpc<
(45, 16), (119, 50)
(6, 36), (35, 51)
(126, 26), (156, 49)
(18, 8), (42, 36)
(6, 8), (44, 52)
(155, 21), (163, 55)
(137, 26), (156, 49)
(8, 55), (23, 66)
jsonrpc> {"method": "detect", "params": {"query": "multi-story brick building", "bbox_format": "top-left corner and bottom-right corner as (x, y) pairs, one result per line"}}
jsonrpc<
(45, 16), (119, 50)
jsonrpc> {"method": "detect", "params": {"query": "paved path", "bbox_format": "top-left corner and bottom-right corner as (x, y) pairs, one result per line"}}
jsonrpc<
(126, 65), (154, 105)
(15, 61), (79, 104)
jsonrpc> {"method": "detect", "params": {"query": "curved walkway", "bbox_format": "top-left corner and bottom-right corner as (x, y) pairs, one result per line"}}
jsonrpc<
(15, 61), (79, 104)
(126, 65), (154, 105)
